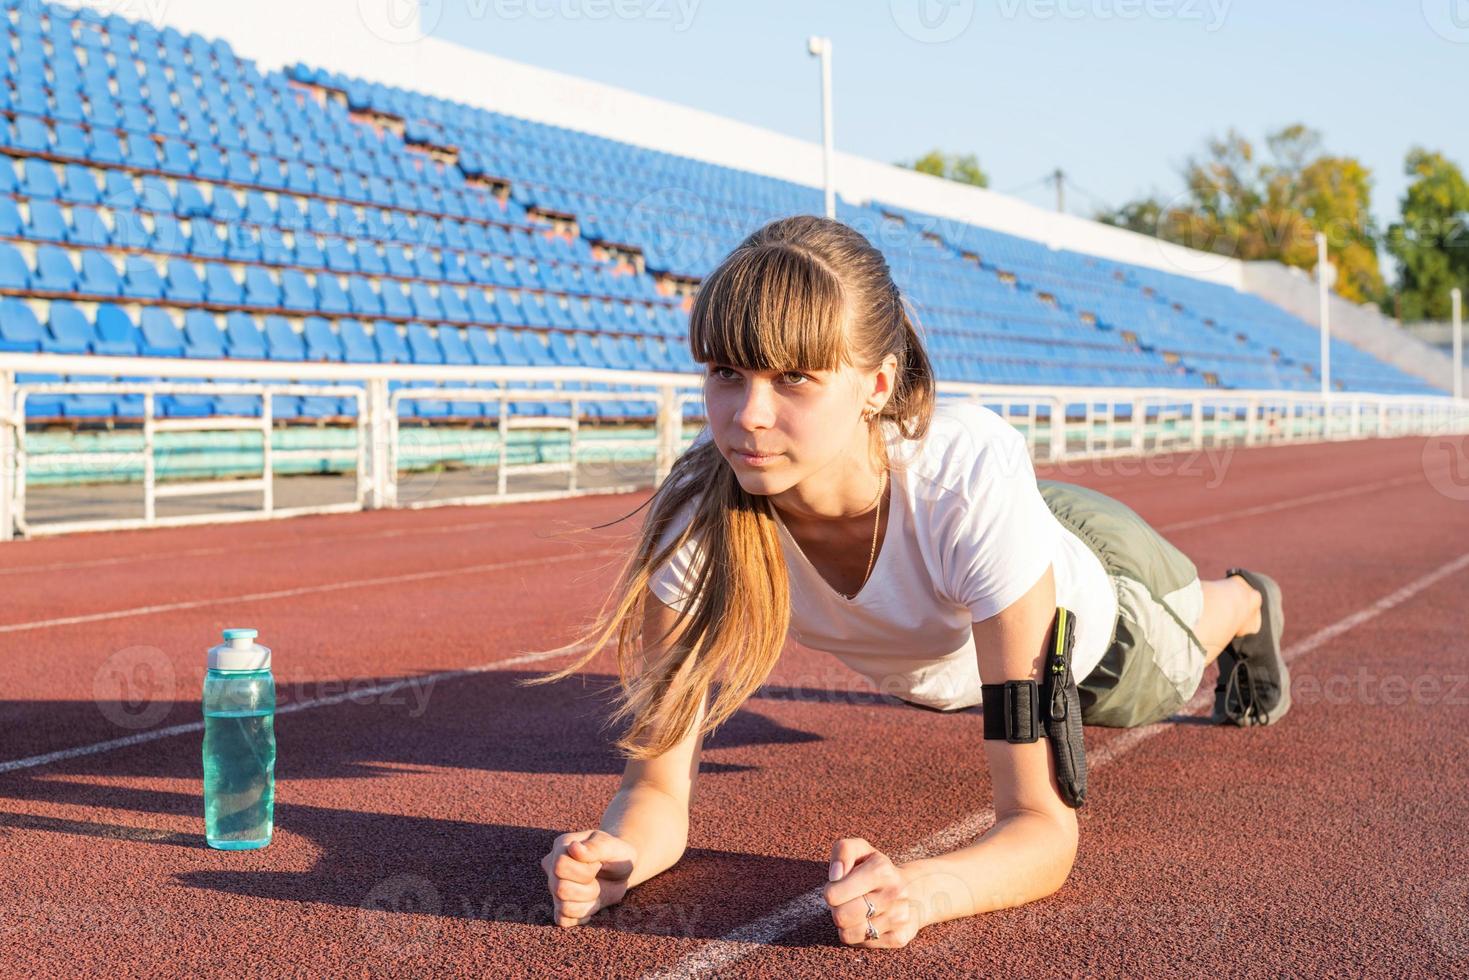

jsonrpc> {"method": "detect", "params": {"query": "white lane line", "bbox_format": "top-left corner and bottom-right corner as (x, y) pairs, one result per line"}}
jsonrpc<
(644, 548), (1469, 979)
(0, 644), (591, 776)
(0, 507), (631, 576)
(0, 548), (624, 635)
(1156, 473), (1420, 534)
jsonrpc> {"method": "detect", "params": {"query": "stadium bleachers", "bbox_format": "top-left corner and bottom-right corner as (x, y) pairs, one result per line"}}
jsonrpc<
(0, 0), (1441, 425)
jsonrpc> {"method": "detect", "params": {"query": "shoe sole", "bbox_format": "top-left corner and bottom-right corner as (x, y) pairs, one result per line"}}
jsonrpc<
(1225, 568), (1290, 726)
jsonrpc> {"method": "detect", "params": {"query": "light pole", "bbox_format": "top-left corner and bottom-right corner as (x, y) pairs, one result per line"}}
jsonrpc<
(1453, 286), (1463, 401)
(807, 35), (834, 220)
(1315, 232), (1331, 398)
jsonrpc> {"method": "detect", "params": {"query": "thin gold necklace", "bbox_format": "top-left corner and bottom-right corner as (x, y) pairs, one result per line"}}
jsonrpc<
(837, 468), (887, 600)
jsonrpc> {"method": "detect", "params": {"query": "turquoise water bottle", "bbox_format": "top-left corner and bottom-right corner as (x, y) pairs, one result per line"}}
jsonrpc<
(203, 628), (276, 850)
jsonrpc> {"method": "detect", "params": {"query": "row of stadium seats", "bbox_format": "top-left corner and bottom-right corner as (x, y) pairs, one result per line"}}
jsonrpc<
(0, 242), (681, 333)
(0, 0), (1444, 413)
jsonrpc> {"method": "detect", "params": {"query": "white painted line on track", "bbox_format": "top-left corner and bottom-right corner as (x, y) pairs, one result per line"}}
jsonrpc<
(0, 509), (632, 576)
(643, 548), (1469, 979)
(0, 548), (624, 634)
(1156, 474), (1420, 534)
(0, 644), (591, 775)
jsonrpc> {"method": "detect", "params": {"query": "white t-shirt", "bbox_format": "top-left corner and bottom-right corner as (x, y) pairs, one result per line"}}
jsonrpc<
(646, 401), (1119, 711)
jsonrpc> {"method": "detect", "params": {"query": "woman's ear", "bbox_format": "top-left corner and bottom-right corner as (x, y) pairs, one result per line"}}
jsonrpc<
(873, 353), (899, 405)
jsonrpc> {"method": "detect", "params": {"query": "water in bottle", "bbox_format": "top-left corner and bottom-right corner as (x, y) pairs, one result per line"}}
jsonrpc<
(203, 627), (276, 850)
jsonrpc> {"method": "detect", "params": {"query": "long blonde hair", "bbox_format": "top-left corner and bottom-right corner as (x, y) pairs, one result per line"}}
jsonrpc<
(523, 215), (937, 760)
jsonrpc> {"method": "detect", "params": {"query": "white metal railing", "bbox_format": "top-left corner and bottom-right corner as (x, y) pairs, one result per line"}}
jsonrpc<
(2, 351), (1468, 541)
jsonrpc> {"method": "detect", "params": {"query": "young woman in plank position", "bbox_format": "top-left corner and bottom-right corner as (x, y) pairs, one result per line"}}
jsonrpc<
(530, 215), (1289, 948)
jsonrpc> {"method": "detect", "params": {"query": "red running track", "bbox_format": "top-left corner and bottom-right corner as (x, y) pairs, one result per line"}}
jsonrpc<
(1, 434), (1467, 977)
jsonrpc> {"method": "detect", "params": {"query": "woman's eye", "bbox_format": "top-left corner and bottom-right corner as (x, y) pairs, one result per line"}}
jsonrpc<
(706, 367), (806, 385)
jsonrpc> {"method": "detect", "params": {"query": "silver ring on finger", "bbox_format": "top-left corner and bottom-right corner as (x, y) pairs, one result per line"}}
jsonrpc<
(865, 920), (880, 941)
(864, 896), (875, 919)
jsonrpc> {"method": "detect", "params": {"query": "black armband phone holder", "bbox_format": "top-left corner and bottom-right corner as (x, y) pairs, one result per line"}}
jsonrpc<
(980, 607), (1088, 809)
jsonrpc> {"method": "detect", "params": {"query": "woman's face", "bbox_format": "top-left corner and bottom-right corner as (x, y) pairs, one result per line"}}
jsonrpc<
(701, 360), (874, 503)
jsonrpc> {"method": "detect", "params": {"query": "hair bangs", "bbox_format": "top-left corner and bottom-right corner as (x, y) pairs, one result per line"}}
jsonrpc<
(688, 244), (850, 374)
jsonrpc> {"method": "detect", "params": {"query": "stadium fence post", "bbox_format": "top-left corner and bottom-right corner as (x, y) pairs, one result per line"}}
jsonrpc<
(655, 385), (679, 487)
(0, 367), (12, 541)
(365, 377), (392, 509)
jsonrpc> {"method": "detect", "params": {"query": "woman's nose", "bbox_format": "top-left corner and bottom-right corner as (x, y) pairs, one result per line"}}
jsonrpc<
(733, 382), (777, 427)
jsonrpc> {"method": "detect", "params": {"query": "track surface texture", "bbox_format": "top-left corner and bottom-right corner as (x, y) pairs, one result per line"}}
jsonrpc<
(2, 434), (1468, 978)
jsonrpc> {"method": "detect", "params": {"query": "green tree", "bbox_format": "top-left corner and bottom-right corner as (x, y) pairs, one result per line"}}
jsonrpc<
(1384, 149), (1469, 321)
(901, 150), (989, 188)
(1096, 125), (1385, 304)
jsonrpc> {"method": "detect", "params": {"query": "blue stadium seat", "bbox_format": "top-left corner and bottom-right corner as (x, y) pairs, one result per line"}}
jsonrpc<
(405, 322), (444, 364)
(22, 159), (60, 199)
(32, 245), (77, 292)
(172, 180), (210, 218)
(92, 304), (140, 356)
(0, 198), (21, 239)
(10, 116), (50, 153)
(69, 206), (111, 247)
(409, 283), (443, 320)
(244, 267), (282, 307)
(88, 128), (125, 165)
(224, 312), (268, 359)
(0, 298), (46, 351)
(200, 263), (243, 306)
(43, 302), (94, 355)
(61, 164), (101, 205)
(0, 242), (29, 289)
(121, 256), (165, 299)
(438, 324), (474, 365)
(25, 199), (67, 241)
(301, 316), (342, 361)
(346, 276), (381, 316)
(316, 274), (352, 315)
(294, 236), (326, 269)
(139, 308), (186, 358)
(379, 281), (412, 318)
(183, 310), (228, 358)
(164, 258), (206, 303)
(122, 132), (161, 169)
(373, 320), (411, 363)
(279, 269), (315, 311)
(263, 315), (305, 360)
(324, 239), (356, 273)
(337, 319), (378, 363)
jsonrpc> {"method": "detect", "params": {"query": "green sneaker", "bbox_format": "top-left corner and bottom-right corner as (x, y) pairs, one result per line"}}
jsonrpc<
(1211, 568), (1290, 726)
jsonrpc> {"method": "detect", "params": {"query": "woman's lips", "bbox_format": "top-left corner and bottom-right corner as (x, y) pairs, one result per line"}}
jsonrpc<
(736, 451), (781, 466)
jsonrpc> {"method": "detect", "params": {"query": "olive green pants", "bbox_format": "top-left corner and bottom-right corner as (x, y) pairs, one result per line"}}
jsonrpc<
(1039, 480), (1208, 728)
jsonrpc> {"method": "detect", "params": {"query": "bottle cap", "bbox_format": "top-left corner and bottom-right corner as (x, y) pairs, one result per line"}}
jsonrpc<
(209, 627), (272, 671)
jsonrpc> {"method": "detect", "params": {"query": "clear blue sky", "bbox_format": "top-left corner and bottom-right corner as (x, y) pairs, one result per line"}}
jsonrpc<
(431, 0), (1467, 282)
